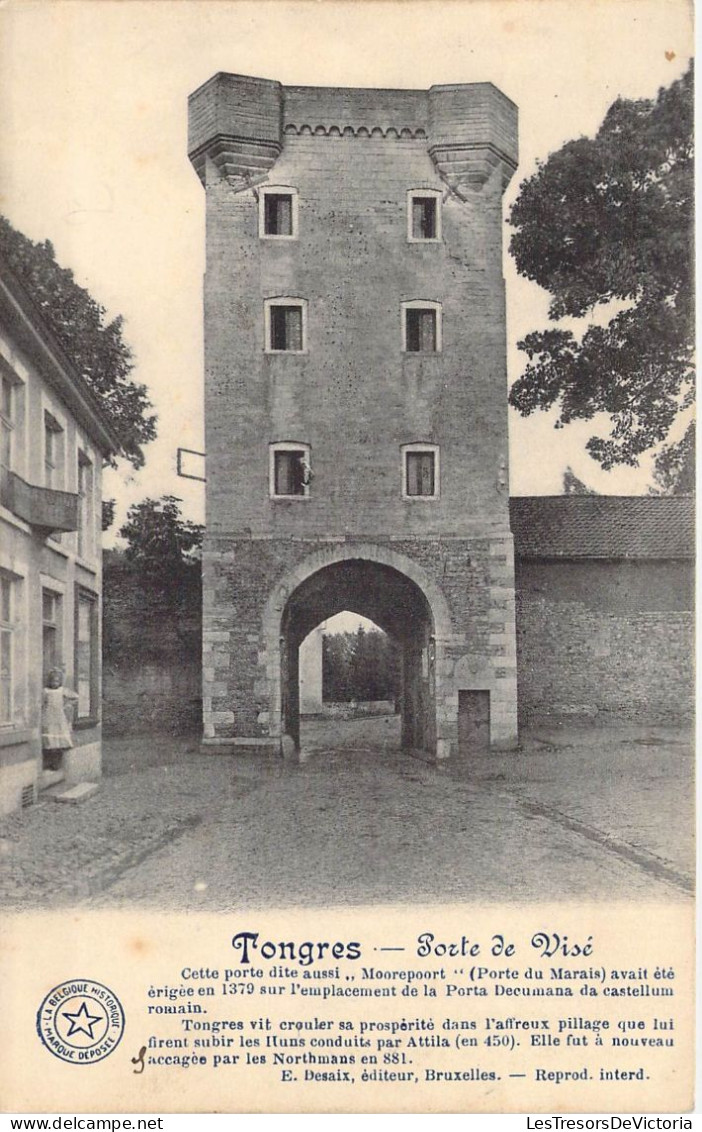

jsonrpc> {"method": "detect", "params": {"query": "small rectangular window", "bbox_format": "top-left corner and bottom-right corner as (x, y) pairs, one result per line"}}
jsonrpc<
(260, 188), (298, 239)
(412, 197), (437, 239)
(270, 305), (303, 352)
(406, 451), (436, 497)
(274, 449), (308, 496)
(264, 194), (293, 236)
(402, 443), (439, 499)
(408, 191), (441, 242)
(406, 308), (437, 353)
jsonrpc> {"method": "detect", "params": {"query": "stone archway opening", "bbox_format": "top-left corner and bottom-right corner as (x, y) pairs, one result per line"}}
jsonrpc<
(298, 614), (401, 753)
(280, 559), (436, 756)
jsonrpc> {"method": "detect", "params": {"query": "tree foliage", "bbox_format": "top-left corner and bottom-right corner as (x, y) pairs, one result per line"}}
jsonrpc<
(562, 467), (597, 495)
(101, 499), (116, 532)
(119, 495), (203, 582)
(323, 626), (398, 703)
(650, 421), (695, 495)
(0, 215), (156, 468)
(509, 64), (694, 470)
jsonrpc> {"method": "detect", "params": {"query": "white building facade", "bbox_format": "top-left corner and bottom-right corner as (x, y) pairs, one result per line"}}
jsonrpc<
(0, 263), (117, 815)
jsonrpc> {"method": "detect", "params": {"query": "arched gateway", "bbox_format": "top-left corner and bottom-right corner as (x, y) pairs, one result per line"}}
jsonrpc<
(261, 544), (452, 755)
(192, 71), (520, 758)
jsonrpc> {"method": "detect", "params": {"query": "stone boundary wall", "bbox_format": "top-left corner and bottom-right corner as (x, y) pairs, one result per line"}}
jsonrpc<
(102, 554), (202, 736)
(314, 700), (397, 719)
(515, 558), (694, 725)
(101, 550), (693, 739)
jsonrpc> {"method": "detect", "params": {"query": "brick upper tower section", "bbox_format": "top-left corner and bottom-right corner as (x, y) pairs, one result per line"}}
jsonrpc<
(189, 73), (518, 190)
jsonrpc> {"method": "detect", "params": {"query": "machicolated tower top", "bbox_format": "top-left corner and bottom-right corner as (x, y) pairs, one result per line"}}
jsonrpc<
(190, 73), (519, 758)
(189, 73), (517, 539)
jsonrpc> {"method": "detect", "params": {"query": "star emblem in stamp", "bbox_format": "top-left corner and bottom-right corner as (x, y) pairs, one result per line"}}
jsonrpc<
(36, 980), (125, 1064)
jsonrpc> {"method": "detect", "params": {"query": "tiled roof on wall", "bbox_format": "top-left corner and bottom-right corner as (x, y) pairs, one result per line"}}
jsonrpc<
(510, 495), (695, 559)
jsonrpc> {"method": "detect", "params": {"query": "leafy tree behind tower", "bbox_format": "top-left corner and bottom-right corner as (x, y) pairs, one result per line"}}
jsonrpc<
(509, 64), (693, 483)
(323, 627), (398, 703)
(0, 216), (157, 470)
(119, 495), (203, 583)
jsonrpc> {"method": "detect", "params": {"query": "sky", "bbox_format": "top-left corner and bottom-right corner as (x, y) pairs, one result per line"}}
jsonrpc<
(0, 0), (693, 541)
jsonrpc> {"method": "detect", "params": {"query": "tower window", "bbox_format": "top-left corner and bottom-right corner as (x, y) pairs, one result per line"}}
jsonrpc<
(264, 194), (293, 235)
(407, 190), (442, 242)
(402, 444), (440, 499)
(264, 299), (307, 353)
(402, 301), (442, 353)
(406, 309), (436, 352)
(260, 187), (299, 239)
(270, 306), (302, 351)
(270, 443), (312, 499)
(412, 197), (436, 238)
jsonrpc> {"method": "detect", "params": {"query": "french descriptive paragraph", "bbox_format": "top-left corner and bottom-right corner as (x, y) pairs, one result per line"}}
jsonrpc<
(137, 929), (680, 1092)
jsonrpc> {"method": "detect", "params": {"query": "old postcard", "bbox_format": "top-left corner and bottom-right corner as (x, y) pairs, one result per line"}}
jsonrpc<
(0, 0), (695, 1117)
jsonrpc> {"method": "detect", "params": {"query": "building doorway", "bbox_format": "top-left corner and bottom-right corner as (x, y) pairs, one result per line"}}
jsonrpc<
(457, 689), (490, 755)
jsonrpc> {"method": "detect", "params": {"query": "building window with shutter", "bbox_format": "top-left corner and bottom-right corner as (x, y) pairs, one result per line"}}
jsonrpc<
(1, 371), (24, 493)
(42, 588), (62, 676)
(260, 187), (299, 239)
(270, 442), (312, 499)
(0, 573), (16, 724)
(75, 588), (98, 723)
(402, 444), (440, 500)
(44, 411), (65, 489)
(264, 298), (307, 354)
(77, 451), (94, 560)
(0, 376), (14, 489)
(407, 190), (441, 241)
(402, 301), (442, 353)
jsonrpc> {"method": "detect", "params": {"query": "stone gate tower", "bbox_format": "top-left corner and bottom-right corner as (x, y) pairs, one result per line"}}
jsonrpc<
(188, 72), (519, 757)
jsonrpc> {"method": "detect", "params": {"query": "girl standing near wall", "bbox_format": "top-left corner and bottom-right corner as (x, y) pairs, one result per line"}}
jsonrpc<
(42, 668), (78, 771)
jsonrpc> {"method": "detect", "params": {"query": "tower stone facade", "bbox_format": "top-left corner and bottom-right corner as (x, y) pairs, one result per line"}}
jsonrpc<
(189, 72), (519, 757)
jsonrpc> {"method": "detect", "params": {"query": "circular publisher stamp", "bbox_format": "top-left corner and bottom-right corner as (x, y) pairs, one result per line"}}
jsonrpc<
(36, 979), (125, 1065)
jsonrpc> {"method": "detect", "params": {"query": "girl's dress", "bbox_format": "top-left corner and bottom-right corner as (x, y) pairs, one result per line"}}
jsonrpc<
(42, 686), (78, 750)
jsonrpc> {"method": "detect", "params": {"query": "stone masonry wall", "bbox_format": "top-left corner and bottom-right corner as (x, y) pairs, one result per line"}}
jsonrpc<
(102, 548), (692, 740)
(515, 559), (694, 725)
(103, 555), (202, 736)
